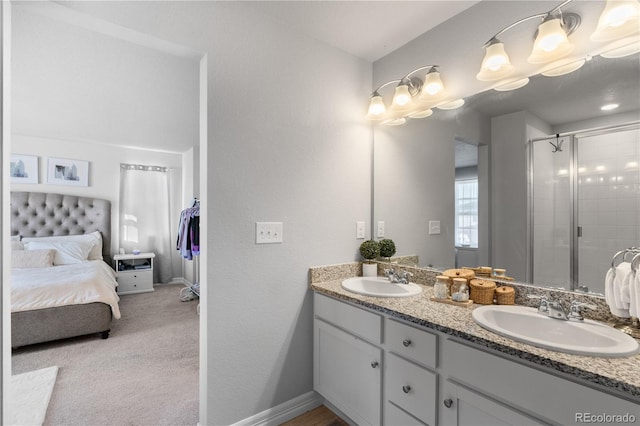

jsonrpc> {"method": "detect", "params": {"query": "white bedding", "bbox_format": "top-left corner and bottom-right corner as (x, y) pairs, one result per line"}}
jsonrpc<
(11, 260), (121, 319)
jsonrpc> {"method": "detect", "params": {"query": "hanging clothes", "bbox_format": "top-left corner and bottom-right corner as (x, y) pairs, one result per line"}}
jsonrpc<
(177, 202), (200, 260)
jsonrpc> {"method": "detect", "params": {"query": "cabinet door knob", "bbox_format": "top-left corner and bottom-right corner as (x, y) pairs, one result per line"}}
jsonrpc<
(402, 385), (411, 394)
(371, 361), (379, 368)
(443, 398), (453, 408)
(402, 339), (412, 347)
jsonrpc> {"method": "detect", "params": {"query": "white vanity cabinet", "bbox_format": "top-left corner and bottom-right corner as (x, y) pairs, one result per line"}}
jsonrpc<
(440, 339), (640, 426)
(313, 293), (640, 426)
(314, 294), (383, 425)
(440, 380), (544, 426)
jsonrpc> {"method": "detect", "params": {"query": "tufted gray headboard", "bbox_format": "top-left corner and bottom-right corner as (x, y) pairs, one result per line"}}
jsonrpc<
(10, 192), (112, 263)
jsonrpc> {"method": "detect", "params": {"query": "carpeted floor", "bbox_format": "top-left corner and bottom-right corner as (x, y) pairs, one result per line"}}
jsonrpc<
(12, 284), (199, 426)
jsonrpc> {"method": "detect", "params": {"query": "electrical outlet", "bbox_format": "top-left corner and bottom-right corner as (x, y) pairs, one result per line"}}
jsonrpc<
(356, 221), (365, 239)
(256, 222), (283, 244)
(377, 221), (385, 238)
(428, 220), (441, 235)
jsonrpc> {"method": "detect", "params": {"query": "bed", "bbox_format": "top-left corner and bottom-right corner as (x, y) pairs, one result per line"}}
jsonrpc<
(10, 191), (119, 347)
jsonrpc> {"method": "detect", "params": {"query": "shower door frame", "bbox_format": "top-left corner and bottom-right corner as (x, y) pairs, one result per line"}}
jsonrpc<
(527, 121), (640, 292)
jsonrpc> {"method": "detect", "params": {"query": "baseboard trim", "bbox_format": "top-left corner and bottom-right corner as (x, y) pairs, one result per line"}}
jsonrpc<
(231, 391), (323, 426)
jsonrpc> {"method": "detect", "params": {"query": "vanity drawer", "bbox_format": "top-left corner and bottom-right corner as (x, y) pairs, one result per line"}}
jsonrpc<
(385, 318), (437, 368)
(314, 293), (382, 344)
(385, 353), (437, 426)
(384, 401), (427, 426)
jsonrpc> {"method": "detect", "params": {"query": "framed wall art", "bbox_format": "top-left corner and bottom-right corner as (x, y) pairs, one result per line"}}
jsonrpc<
(47, 157), (89, 187)
(10, 154), (39, 184)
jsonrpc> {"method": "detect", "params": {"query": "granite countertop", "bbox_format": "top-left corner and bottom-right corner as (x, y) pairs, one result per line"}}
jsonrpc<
(310, 278), (640, 400)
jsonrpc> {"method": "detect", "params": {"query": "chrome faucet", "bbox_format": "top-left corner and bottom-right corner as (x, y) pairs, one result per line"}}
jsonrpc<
(528, 295), (595, 322)
(384, 268), (413, 284)
(547, 299), (568, 320)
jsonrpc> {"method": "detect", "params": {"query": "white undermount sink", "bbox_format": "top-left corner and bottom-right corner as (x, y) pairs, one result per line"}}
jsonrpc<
(472, 305), (639, 358)
(341, 276), (423, 298)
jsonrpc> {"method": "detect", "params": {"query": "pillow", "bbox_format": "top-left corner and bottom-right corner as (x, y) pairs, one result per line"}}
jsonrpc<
(22, 231), (103, 261)
(10, 235), (21, 241)
(24, 240), (93, 265)
(11, 241), (24, 251)
(12, 249), (55, 268)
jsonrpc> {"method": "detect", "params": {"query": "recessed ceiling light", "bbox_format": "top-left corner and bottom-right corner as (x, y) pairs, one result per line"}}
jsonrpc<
(601, 103), (620, 111)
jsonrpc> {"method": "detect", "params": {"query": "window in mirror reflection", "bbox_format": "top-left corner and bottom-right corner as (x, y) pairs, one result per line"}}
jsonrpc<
(455, 179), (479, 248)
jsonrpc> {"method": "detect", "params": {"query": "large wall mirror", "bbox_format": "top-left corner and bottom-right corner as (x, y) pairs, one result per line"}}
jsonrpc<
(373, 50), (640, 295)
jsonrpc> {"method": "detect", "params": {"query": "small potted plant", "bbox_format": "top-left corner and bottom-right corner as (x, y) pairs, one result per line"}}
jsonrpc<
(379, 238), (396, 262)
(359, 239), (380, 277)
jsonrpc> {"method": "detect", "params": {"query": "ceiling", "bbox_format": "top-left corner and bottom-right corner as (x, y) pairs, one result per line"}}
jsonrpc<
(244, 1), (480, 63)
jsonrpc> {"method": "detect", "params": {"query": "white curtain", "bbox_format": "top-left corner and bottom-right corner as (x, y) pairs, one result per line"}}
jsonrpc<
(119, 163), (174, 284)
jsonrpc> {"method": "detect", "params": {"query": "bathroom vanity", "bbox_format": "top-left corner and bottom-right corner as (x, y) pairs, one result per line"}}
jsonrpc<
(311, 273), (640, 426)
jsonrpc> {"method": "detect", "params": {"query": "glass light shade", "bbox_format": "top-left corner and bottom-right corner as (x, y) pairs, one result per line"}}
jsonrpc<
(421, 71), (444, 96)
(408, 108), (433, 119)
(436, 99), (465, 110)
(591, 0), (640, 42)
(540, 58), (586, 76)
(391, 84), (413, 110)
(476, 41), (514, 81)
(528, 18), (574, 64)
(601, 35), (640, 57)
(494, 78), (530, 91)
(366, 95), (386, 120)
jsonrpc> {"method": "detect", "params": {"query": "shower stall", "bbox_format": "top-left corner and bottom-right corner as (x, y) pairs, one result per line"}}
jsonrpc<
(528, 123), (640, 294)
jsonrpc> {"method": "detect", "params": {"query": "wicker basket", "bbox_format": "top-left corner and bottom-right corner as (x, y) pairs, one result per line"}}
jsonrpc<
(495, 286), (515, 305)
(469, 279), (496, 305)
(443, 269), (475, 294)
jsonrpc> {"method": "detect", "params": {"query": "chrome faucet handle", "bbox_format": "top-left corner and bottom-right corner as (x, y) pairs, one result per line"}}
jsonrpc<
(527, 294), (549, 314)
(567, 300), (596, 322)
(383, 268), (395, 280)
(397, 271), (414, 284)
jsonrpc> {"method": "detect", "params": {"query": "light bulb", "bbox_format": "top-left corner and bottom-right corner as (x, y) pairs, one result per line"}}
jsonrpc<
(423, 71), (443, 96)
(528, 17), (574, 64)
(367, 95), (386, 118)
(591, 0), (640, 42)
(477, 40), (514, 81)
(392, 84), (412, 107)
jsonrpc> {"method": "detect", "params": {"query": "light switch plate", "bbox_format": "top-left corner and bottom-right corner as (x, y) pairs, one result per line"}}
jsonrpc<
(356, 221), (366, 239)
(256, 222), (283, 244)
(377, 221), (385, 238)
(429, 220), (441, 235)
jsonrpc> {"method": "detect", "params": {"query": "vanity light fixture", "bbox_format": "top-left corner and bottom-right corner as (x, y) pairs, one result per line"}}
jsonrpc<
(366, 66), (457, 125)
(366, 79), (400, 121)
(477, 38), (514, 81)
(477, 0), (580, 82)
(528, 13), (578, 64)
(591, 0), (640, 42)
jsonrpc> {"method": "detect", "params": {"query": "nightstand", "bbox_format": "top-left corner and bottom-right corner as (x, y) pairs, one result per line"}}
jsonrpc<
(113, 252), (155, 295)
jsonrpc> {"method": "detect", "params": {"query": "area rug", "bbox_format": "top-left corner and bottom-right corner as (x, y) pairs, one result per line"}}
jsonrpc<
(8, 366), (58, 426)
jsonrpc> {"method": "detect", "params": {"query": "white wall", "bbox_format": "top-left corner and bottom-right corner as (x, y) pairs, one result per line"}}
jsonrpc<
(11, 3), (199, 153)
(57, 2), (372, 424)
(10, 134), (185, 277)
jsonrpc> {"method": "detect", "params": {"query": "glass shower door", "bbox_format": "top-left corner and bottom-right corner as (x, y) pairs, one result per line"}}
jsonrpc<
(530, 136), (572, 289)
(576, 127), (640, 294)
